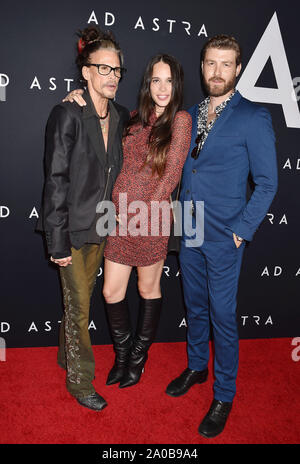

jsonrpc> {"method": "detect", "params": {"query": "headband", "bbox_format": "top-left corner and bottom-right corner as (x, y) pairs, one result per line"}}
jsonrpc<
(77, 38), (101, 54)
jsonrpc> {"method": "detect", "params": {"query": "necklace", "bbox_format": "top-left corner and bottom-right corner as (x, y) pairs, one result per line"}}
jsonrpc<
(98, 106), (110, 134)
(98, 106), (109, 120)
(100, 116), (109, 134)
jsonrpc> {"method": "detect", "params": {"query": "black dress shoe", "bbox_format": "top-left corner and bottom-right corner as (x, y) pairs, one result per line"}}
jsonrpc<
(166, 367), (208, 397)
(76, 392), (107, 411)
(198, 399), (232, 438)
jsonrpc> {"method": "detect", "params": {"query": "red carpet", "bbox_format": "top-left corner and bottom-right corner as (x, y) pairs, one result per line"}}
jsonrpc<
(0, 339), (299, 444)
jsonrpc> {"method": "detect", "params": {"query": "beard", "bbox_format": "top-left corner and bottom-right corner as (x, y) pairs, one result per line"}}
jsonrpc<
(203, 75), (236, 97)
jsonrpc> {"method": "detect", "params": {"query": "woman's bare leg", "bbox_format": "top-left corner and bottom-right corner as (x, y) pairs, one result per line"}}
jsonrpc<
(137, 259), (164, 299)
(103, 258), (132, 303)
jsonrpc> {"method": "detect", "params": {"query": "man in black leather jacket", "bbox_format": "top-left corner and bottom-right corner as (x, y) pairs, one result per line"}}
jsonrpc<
(37, 27), (129, 411)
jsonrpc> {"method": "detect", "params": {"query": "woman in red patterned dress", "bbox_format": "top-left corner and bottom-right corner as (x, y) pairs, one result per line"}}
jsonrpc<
(103, 54), (192, 388)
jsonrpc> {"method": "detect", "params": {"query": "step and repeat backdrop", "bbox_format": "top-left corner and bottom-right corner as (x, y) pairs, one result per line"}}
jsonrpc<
(0, 0), (299, 348)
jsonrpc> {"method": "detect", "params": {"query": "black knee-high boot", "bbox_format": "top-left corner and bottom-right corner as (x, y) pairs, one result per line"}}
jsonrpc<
(119, 296), (162, 389)
(105, 298), (133, 385)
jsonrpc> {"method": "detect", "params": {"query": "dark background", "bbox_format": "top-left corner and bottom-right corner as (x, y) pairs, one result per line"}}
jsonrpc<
(0, 0), (299, 348)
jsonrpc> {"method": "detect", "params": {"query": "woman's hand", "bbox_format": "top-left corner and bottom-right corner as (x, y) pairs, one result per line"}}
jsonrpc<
(62, 89), (86, 106)
(116, 214), (127, 225)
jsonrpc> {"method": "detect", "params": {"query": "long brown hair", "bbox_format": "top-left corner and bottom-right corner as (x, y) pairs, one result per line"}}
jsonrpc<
(126, 54), (184, 178)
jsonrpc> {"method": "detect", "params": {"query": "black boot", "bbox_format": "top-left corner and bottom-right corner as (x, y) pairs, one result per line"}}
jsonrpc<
(119, 296), (162, 389)
(105, 298), (132, 385)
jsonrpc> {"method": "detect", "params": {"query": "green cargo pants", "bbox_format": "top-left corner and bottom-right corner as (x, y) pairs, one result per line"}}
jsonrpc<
(57, 242), (105, 398)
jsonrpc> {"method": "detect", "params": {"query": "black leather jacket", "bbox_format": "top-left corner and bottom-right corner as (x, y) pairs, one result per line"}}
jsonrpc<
(36, 91), (130, 257)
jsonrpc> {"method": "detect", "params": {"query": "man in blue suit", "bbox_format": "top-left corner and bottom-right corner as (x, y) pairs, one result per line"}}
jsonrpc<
(166, 35), (278, 438)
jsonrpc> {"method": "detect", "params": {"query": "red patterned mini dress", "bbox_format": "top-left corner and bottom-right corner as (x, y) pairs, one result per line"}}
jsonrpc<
(104, 110), (192, 267)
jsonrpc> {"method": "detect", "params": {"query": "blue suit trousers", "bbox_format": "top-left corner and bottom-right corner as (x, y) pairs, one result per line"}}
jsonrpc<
(179, 237), (245, 402)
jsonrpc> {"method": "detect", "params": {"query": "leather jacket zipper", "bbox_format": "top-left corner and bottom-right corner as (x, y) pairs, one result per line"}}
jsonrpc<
(97, 166), (112, 212)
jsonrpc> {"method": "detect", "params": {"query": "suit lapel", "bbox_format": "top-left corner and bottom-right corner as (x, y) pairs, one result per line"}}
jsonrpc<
(107, 100), (120, 156)
(83, 113), (106, 168)
(187, 104), (200, 160)
(82, 91), (106, 168)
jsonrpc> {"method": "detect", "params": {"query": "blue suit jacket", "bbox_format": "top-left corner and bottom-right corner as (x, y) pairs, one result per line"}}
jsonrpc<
(180, 91), (278, 242)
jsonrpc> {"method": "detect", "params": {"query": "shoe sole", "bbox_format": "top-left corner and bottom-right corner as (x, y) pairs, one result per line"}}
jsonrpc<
(76, 399), (108, 411)
(78, 402), (107, 411)
(198, 426), (225, 439)
(118, 368), (145, 389)
(106, 379), (122, 386)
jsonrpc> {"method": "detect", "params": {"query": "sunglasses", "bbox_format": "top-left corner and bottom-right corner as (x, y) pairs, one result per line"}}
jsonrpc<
(191, 131), (206, 160)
